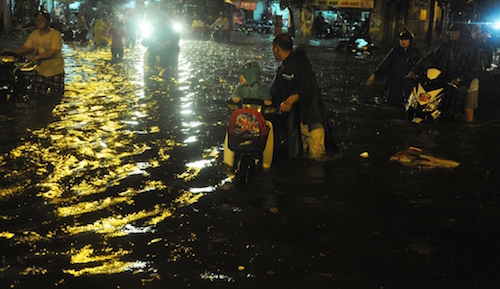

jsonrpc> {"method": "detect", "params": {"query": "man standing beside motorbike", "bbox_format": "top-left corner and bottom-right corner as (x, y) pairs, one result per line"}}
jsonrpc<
(74, 12), (89, 43)
(210, 12), (230, 42)
(271, 33), (335, 161)
(5, 10), (64, 97)
(366, 30), (422, 107)
(407, 23), (480, 121)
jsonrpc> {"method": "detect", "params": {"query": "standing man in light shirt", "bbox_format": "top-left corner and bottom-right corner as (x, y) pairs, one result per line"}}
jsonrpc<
(6, 10), (65, 97)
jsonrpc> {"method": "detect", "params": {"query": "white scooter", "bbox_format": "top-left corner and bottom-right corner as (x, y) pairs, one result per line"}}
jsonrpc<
(405, 68), (457, 123)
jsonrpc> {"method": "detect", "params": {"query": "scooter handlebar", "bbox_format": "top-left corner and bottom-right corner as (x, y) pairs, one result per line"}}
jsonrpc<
(227, 98), (277, 115)
(0, 51), (22, 59)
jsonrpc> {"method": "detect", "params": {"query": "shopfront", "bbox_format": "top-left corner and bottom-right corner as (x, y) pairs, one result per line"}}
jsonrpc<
(302, 0), (374, 36)
(232, 0), (258, 26)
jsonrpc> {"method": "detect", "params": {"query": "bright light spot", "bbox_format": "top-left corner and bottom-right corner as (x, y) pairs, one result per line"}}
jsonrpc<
(182, 121), (203, 128)
(134, 111), (147, 118)
(173, 21), (183, 33)
(184, 136), (197, 143)
(200, 271), (234, 282)
(126, 261), (149, 272)
(122, 224), (155, 234)
(121, 120), (139, 125)
(129, 169), (148, 176)
(180, 110), (192, 115)
(136, 162), (152, 169)
(494, 21), (500, 30)
(141, 21), (152, 38)
(186, 159), (212, 168)
(190, 186), (215, 193)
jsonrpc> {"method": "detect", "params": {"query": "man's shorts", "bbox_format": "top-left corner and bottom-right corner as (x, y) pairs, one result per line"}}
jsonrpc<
(33, 72), (65, 96)
(465, 78), (479, 109)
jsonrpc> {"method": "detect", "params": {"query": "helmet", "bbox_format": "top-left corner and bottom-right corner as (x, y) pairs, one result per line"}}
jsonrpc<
(398, 30), (414, 42)
(35, 10), (51, 23)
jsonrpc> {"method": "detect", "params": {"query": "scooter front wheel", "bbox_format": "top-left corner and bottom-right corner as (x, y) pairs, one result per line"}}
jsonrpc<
(406, 107), (416, 122)
(237, 155), (252, 183)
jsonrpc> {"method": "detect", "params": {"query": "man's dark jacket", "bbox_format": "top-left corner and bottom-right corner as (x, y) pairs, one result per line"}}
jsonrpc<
(373, 46), (422, 106)
(411, 35), (480, 119)
(271, 48), (336, 158)
(412, 36), (480, 87)
(271, 49), (325, 127)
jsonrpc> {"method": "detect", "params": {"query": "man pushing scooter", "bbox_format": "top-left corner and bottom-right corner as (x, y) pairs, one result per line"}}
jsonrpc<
(2, 10), (65, 98)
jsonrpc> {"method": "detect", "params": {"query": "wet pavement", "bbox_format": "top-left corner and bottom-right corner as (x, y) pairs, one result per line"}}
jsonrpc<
(1, 32), (499, 289)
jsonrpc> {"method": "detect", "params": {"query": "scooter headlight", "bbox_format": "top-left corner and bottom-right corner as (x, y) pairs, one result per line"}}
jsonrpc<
(140, 21), (153, 38)
(172, 21), (183, 33)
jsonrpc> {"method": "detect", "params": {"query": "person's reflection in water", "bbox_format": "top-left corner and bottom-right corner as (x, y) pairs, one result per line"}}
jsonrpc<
(143, 50), (179, 87)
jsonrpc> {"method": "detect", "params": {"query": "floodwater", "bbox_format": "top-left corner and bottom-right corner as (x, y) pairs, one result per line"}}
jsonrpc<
(0, 33), (499, 289)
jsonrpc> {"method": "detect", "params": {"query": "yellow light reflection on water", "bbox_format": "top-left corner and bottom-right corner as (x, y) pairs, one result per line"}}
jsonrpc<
(64, 260), (148, 276)
(69, 244), (131, 264)
(0, 45), (228, 280)
(0, 232), (14, 239)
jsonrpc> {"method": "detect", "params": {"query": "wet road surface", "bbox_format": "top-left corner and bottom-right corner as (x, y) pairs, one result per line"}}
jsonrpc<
(0, 33), (499, 289)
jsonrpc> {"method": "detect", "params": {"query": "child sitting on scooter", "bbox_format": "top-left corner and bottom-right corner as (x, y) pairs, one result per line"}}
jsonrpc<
(224, 61), (274, 169)
(231, 61), (272, 105)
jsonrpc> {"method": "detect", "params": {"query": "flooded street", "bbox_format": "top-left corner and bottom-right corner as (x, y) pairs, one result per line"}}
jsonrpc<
(1, 32), (499, 288)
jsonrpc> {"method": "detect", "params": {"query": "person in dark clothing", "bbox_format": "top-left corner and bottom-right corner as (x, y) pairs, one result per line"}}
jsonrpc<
(74, 12), (89, 43)
(109, 21), (127, 62)
(312, 13), (325, 37)
(366, 30), (422, 107)
(271, 33), (335, 160)
(474, 27), (494, 70)
(125, 11), (138, 49)
(408, 23), (480, 121)
(146, 18), (180, 67)
(462, 26), (495, 122)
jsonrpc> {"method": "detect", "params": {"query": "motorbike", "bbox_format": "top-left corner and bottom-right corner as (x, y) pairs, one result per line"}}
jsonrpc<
(0, 51), (36, 101)
(234, 20), (272, 35)
(224, 98), (275, 183)
(141, 20), (181, 67)
(313, 22), (336, 39)
(211, 26), (229, 42)
(405, 68), (457, 123)
(336, 33), (377, 56)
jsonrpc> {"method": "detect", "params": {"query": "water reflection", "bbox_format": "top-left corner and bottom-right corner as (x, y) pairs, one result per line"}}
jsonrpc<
(0, 41), (225, 284)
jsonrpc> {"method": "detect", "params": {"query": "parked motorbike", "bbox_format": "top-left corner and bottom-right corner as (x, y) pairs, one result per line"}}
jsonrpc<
(313, 22), (336, 39)
(0, 51), (36, 101)
(405, 68), (457, 123)
(234, 20), (272, 35)
(224, 98), (275, 183)
(337, 34), (377, 55)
